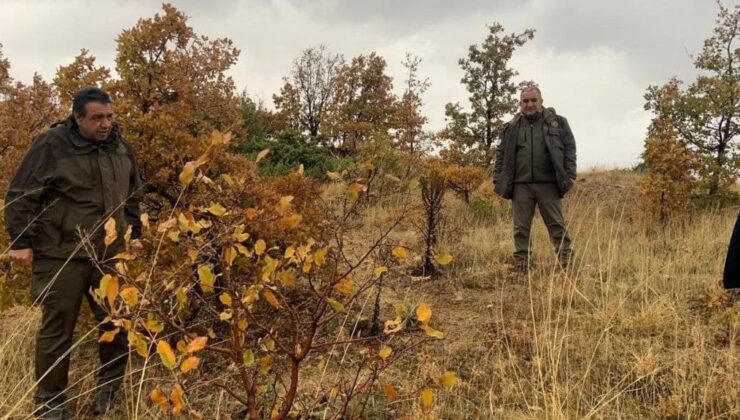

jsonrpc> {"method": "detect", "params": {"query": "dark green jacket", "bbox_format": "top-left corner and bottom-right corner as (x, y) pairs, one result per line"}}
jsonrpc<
(493, 108), (577, 200)
(4, 117), (142, 260)
(513, 112), (557, 184)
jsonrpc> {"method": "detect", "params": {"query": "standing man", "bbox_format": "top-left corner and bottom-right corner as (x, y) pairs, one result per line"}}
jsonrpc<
(493, 85), (576, 274)
(5, 87), (142, 418)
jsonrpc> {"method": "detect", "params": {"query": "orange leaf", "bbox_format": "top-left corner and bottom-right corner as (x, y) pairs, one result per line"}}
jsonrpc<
(382, 383), (398, 401)
(262, 289), (282, 309)
(186, 336), (208, 353)
(180, 356), (200, 373)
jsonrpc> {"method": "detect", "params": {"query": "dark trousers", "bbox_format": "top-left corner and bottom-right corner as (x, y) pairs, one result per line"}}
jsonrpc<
(31, 259), (127, 403)
(512, 183), (572, 266)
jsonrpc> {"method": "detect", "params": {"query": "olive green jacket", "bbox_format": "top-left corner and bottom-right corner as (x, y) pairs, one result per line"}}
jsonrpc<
(493, 107), (577, 200)
(4, 117), (142, 260)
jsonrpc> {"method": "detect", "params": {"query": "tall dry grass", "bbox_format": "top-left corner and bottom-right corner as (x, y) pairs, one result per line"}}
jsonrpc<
(0, 170), (738, 419)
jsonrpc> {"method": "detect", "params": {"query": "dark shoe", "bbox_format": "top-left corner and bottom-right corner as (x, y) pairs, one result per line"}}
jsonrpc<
(35, 403), (75, 420)
(90, 385), (118, 416)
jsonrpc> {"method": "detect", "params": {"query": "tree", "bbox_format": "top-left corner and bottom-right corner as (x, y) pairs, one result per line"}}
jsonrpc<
(273, 45), (344, 140)
(113, 3), (243, 207)
(53, 49), (111, 110)
(395, 53), (430, 154)
(440, 23), (534, 167)
(644, 2), (740, 197)
(640, 119), (701, 223)
(326, 52), (398, 154)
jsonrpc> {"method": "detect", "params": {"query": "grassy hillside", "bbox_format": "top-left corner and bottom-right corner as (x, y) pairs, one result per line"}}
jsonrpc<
(1, 170), (738, 419)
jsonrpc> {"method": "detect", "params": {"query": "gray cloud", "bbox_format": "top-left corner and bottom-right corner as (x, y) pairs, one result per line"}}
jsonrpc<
(0, 0), (730, 168)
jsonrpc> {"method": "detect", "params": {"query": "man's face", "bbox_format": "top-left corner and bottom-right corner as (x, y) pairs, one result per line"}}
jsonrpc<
(75, 101), (114, 141)
(520, 89), (543, 117)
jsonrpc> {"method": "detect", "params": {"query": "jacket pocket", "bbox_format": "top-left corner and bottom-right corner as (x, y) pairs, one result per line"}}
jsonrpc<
(31, 260), (59, 303)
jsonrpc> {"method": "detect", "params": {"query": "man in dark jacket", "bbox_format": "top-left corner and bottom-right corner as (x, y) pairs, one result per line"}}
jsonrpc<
(5, 87), (142, 418)
(724, 210), (740, 289)
(493, 86), (576, 274)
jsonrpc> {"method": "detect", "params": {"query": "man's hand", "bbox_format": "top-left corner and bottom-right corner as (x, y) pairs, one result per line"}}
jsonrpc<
(9, 248), (33, 265)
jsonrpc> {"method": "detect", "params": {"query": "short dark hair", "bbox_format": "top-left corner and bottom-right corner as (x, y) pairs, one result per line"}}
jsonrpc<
(72, 87), (112, 117)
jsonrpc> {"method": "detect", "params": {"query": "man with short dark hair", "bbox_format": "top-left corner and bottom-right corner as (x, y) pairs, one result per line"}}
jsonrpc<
(493, 85), (576, 274)
(5, 87), (142, 418)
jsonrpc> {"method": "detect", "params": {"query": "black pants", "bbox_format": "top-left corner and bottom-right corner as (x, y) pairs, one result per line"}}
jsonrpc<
(31, 259), (127, 403)
(724, 211), (740, 289)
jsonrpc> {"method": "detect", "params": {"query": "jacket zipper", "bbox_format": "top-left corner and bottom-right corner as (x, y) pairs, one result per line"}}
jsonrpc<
(530, 123), (535, 183)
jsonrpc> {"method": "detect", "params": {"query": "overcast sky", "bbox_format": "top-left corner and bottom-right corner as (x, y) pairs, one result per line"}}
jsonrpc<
(0, 0), (728, 169)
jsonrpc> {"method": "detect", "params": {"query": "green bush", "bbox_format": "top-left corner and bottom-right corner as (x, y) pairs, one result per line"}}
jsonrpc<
(233, 132), (353, 180)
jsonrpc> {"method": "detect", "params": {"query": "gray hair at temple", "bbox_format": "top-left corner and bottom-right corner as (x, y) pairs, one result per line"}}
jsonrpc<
(520, 85), (542, 97)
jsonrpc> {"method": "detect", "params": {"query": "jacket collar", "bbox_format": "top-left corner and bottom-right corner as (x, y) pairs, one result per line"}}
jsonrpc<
(53, 116), (122, 151)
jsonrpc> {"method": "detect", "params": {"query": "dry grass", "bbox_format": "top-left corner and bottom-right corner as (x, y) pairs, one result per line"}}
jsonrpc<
(1, 170), (738, 419)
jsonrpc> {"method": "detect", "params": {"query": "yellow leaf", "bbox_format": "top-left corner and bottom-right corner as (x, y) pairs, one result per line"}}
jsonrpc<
(219, 310), (232, 320)
(124, 225), (132, 243)
(238, 319), (248, 331)
(179, 161), (197, 186)
(382, 383), (398, 401)
(255, 148), (270, 163)
(326, 298), (345, 313)
(180, 356), (200, 373)
(156, 340), (177, 369)
(140, 213), (150, 229)
(157, 217), (177, 233)
(421, 387), (434, 409)
(326, 171), (341, 181)
(420, 324), (445, 339)
(99, 328), (120, 343)
(219, 293), (233, 306)
(150, 388), (169, 413)
(105, 275), (119, 308)
(383, 318), (403, 334)
(224, 246), (237, 265)
(235, 243), (251, 257)
(259, 355), (272, 374)
(277, 270), (296, 286)
(222, 174), (235, 186)
(206, 203), (227, 217)
(313, 247), (328, 266)
(128, 332), (148, 358)
(277, 213), (302, 230)
(167, 230), (180, 242)
(243, 349), (255, 366)
(186, 336), (208, 353)
(276, 195), (294, 214)
(416, 303), (432, 324)
(333, 278), (355, 296)
(104, 217), (117, 246)
(177, 340), (187, 353)
(378, 345), (392, 361)
(145, 319), (164, 334)
(254, 239), (266, 256)
(119, 286), (139, 306)
(434, 253), (454, 266)
(171, 384), (185, 415)
(439, 371), (458, 390)
(373, 266), (388, 279)
(112, 252), (137, 261)
(263, 289), (282, 309)
(392, 246), (407, 259)
(232, 224), (250, 242)
(197, 265), (216, 294)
